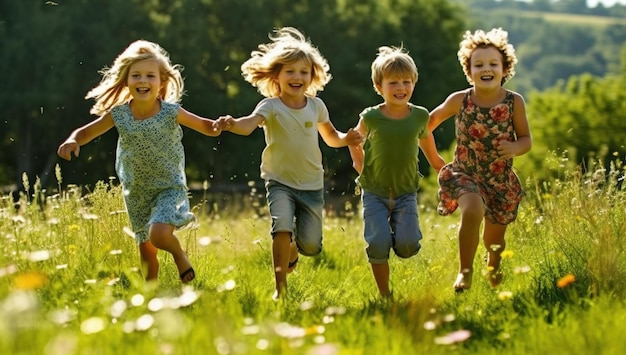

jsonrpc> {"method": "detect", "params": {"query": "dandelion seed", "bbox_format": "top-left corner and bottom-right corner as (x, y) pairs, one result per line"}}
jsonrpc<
(557, 273), (576, 288)
(0, 264), (18, 277)
(256, 339), (270, 350)
(489, 244), (502, 252)
(80, 317), (106, 334)
(224, 279), (236, 290)
(110, 300), (127, 318)
(148, 298), (165, 312)
(49, 308), (77, 325)
(300, 300), (314, 311)
(242, 325), (260, 335)
(28, 250), (52, 262)
(14, 271), (48, 289)
(56, 264), (68, 270)
(324, 306), (346, 316)
(443, 314), (455, 322)
(131, 294), (145, 306)
(84, 279), (96, 284)
(274, 322), (306, 338)
(198, 236), (212, 246)
(122, 320), (135, 333)
(179, 287), (200, 306)
(424, 321), (437, 330)
(109, 250), (123, 255)
(434, 329), (471, 345)
(312, 335), (326, 345)
(135, 314), (154, 331)
(498, 291), (513, 300)
(534, 216), (544, 224)
(514, 265), (531, 274)
(81, 213), (99, 220)
(123, 227), (135, 239)
(106, 278), (119, 286)
(11, 215), (26, 224)
(48, 218), (60, 225)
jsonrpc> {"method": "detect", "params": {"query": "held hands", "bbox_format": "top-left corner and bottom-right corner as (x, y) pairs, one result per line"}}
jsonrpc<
(57, 140), (80, 161)
(345, 128), (364, 146)
(213, 115), (234, 131)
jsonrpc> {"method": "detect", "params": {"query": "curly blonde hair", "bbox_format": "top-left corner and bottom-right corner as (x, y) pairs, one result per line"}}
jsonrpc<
(86, 40), (184, 116)
(241, 27), (331, 98)
(370, 45), (418, 96)
(457, 28), (518, 85)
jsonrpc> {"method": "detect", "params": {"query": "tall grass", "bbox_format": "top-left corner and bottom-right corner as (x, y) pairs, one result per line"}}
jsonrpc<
(1, 158), (624, 355)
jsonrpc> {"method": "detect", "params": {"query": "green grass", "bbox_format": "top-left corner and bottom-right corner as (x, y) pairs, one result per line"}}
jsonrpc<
(1, 159), (625, 355)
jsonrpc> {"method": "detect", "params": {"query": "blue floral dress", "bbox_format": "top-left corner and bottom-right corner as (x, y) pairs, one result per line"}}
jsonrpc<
(111, 101), (195, 243)
(437, 90), (524, 225)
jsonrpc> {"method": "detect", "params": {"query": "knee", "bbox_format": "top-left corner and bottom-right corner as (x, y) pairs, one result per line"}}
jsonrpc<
(394, 241), (421, 259)
(461, 206), (484, 222)
(298, 241), (321, 256)
(366, 239), (391, 261)
(148, 223), (174, 248)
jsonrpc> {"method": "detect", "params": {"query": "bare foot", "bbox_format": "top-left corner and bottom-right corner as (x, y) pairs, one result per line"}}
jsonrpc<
(488, 268), (503, 287)
(454, 269), (473, 292)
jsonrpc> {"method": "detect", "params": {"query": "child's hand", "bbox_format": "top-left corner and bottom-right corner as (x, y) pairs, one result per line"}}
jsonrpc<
(57, 140), (80, 161)
(345, 128), (364, 146)
(213, 116), (234, 131)
(497, 140), (516, 159)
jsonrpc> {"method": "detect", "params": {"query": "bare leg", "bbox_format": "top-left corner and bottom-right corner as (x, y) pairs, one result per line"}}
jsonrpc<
(287, 240), (299, 273)
(272, 231), (291, 300)
(484, 220), (507, 287)
(371, 262), (391, 297)
(149, 223), (194, 283)
(454, 193), (484, 291)
(139, 241), (159, 281)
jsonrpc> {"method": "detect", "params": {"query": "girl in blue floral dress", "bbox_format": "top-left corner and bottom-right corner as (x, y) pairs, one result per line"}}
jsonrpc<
(424, 28), (532, 291)
(58, 40), (221, 283)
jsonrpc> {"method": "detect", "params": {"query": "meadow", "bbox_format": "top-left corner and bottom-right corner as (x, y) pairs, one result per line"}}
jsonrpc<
(1, 156), (625, 355)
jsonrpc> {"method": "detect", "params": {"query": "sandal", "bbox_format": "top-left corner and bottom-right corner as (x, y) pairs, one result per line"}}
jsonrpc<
(179, 267), (195, 283)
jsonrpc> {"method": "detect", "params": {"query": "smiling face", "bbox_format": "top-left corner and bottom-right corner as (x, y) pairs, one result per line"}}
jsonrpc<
(126, 59), (163, 102)
(469, 46), (504, 89)
(276, 59), (312, 99)
(376, 75), (415, 108)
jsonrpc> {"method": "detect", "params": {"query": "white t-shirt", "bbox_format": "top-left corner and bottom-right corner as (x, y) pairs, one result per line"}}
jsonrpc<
(253, 96), (330, 190)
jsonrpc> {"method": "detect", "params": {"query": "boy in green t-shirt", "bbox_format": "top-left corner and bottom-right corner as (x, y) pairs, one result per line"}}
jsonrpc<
(349, 46), (445, 297)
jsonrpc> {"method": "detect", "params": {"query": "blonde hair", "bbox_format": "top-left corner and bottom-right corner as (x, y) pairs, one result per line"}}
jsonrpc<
(370, 46), (418, 96)
(86, 40), (184, 116)
(457, 28), (518, 85)
(241, 27), (331, 98)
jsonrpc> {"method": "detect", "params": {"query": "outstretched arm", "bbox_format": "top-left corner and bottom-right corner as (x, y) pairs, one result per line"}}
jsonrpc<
(318, 121), (363, 148)
(177, 107), (221, 137)
(57, 114), (115, 160)
(213, 114), (264, 136)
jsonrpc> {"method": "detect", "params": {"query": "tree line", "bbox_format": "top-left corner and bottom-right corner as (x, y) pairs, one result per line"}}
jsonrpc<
(1, 0), (624, 196)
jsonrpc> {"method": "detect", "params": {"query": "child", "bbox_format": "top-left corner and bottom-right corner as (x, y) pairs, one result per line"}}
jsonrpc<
(214, 27), (362, 300)
(348, 46), (444, 297)
(426, 28), (532, 291)
(57, 40), (221, 284)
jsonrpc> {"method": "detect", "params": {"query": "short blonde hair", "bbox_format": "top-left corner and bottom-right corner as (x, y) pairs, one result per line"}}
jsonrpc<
(86, 40), (184, 116)
(457, 28), (518, 85)
(370, 46), (418, 96)
(241, 27), (331, 98)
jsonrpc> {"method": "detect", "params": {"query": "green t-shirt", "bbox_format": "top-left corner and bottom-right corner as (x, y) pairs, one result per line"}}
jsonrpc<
(356, 103), (429, 198)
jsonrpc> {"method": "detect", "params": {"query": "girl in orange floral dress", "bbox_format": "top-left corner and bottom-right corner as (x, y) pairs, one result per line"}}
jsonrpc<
(424, 28), (532, 291)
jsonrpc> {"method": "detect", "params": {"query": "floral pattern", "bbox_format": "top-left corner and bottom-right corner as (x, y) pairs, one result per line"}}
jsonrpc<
(437, 90), (524, 225)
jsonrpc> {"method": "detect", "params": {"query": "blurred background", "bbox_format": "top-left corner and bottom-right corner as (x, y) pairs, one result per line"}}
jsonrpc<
(1, 0), (625, 210)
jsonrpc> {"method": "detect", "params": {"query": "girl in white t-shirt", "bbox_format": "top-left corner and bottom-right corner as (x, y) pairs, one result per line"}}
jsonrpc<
(215, 27), (362, 300)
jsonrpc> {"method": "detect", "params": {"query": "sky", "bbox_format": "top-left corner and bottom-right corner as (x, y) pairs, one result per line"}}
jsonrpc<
(587, 0), (626, 7)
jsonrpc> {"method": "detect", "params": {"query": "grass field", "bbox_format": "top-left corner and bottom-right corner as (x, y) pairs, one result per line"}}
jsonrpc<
(1, 159), (625, 354)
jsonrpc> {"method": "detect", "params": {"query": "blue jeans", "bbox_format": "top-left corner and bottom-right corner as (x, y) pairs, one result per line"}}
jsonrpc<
(362, 190), (422, 264)
(265, 180), (324, 256)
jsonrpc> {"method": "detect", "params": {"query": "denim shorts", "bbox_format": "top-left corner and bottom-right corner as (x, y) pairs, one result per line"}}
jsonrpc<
(265, 180), (324, 256)
(362, 190), (422, 264)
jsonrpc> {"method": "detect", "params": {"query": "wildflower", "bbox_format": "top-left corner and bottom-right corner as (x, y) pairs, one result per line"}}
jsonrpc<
(434, 329), (472, 345)
(13, 271), (48, 289)
(556, 273), (576, 288)
(497, 291), (513, 300)
(500, 250), (514, 259)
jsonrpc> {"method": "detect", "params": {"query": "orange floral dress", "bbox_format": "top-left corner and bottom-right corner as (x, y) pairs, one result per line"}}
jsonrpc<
(437, 90), (524, 225)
